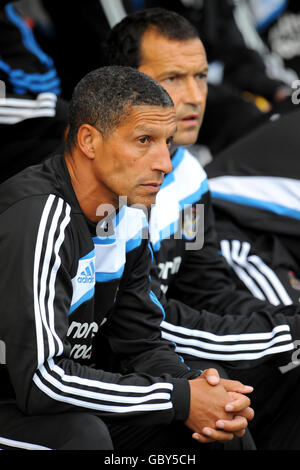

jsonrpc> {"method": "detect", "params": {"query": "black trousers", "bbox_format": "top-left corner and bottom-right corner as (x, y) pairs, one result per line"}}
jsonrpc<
(0, 399), (113, 450)
(0, 397), (255, 451)
(108, 421), (256, 452)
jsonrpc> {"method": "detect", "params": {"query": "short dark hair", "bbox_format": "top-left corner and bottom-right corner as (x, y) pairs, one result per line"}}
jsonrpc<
(66, 65), (173, 152)
(104, 7), (199, 69)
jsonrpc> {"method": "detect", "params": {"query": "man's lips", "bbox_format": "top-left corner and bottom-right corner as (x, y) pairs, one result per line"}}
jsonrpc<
(140, 182), (162, 192)
(179, 114), (200, 126)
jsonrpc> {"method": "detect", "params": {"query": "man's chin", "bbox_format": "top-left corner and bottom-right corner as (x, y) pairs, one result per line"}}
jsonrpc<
(174, 129), (199, 147)
(127, 195), (157, 210)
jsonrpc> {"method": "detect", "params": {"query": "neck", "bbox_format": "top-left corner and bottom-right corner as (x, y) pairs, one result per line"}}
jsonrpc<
(64, 152), (117, 222)
(169, 142), (179, 157)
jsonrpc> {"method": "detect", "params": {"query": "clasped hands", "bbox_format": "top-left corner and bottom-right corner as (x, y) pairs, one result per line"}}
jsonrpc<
(186, 368), (254, 444)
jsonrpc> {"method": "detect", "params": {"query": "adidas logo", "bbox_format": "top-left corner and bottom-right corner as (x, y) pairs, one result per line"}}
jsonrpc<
(77, 261), (95, 284)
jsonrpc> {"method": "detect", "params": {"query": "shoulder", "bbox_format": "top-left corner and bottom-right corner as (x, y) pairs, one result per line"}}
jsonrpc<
(0, 155), (73, 217)
(171, 147), (209, 206)
(173, 147), (207, 182)
(118, 205), (148, 254)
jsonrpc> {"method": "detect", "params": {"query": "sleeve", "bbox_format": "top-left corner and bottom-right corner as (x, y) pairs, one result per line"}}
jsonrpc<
(161, 298), (297, 371)
(167, 189), (276, 317)
(104, 240), (200, 378)
(100, 239), (202, 421)
(0, 195), (191, 425)
(0, 5), (69, 181)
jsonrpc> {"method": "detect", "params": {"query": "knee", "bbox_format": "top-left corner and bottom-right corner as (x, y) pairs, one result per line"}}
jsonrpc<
(58, 413), (113, 450)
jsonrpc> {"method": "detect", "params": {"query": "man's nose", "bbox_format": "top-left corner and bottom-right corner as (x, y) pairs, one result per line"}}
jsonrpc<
(153, 144), (173, 175)
(182, 76), (206, 106)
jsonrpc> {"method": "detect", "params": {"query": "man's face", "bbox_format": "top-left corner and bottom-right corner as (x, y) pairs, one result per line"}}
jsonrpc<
(93, 105), (176, 208)
(138, 30), (208, 146)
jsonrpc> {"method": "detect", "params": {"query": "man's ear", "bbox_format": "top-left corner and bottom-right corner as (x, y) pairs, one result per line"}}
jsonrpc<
(76, 124), (102, 160)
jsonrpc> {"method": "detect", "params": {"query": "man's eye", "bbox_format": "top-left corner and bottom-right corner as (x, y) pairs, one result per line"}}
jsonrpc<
(196, 73), (207, 80)
(138, 136), (150, 144)
(163, 76), (178, 84)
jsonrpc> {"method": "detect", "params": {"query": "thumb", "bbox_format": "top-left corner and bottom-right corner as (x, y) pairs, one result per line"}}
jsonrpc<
(201, 368), (220, 386)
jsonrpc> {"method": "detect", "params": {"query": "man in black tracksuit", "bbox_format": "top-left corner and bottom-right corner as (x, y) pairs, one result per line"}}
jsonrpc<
(0, 66), (254, 450)
(105, 8), (300, 449)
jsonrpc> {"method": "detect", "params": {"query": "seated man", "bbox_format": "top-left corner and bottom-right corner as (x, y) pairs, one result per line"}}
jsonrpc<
(0, 65), (254, 451)
(105, 7), (300, 449)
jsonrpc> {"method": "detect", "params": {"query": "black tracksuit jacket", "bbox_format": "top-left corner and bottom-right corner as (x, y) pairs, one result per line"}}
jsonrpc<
(150, 144), (300, 370)
(0, 153), (197, 425)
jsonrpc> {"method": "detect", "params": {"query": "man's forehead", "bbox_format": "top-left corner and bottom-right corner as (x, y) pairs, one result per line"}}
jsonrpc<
(139, 29), (207, 70)
(129, 104), (175, 118)
(121, 105), (177, 131)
